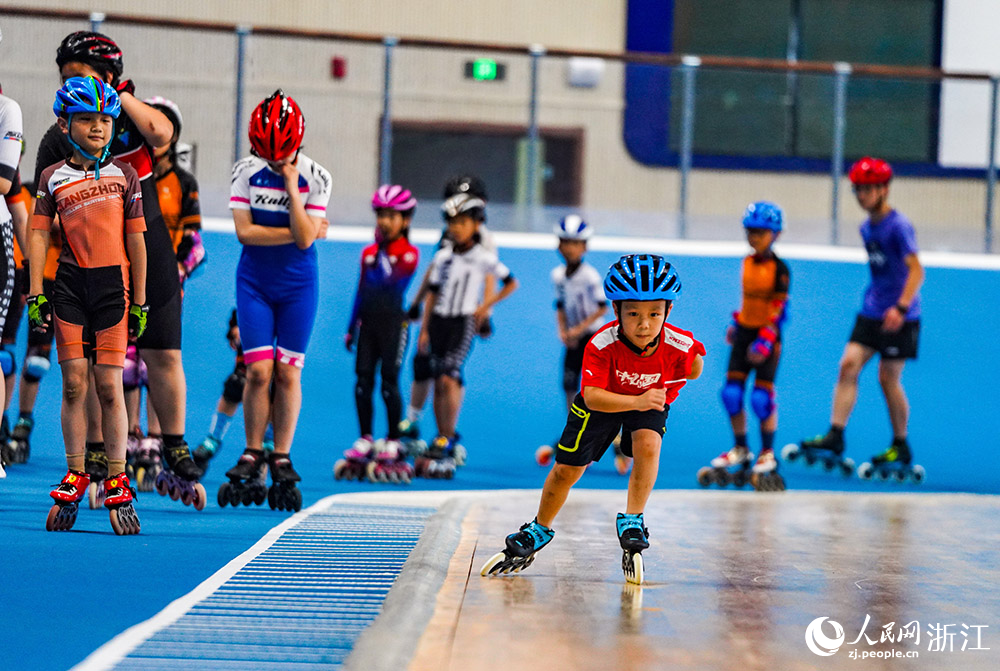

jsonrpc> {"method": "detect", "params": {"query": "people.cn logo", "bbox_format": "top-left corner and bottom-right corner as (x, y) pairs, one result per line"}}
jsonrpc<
(805, 617), (845, 656)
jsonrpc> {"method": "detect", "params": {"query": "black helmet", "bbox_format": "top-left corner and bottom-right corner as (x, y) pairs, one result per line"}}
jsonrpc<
(56, 31), (124, 80)
(442, 174), (488, 201)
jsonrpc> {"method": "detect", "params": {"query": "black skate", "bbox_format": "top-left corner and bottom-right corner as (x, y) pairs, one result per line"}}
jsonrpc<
(5, 416), (33, 464)
(397, 419), (427, 459)
(749, 449), (786, 492)
(85, 445), (109, 509)
(193, 435), (221, 473)
(480, 519), (555, 576)
(218, 448), (269, 507)
(697, 447), (754, 488)
(617, 513), (649, 585)
(154, 441), (207, 510)
(857, 441), (925, 484)
(415, 435), (462, 479)
(782, 431), (854, 477)
(267, 452), (302, 512)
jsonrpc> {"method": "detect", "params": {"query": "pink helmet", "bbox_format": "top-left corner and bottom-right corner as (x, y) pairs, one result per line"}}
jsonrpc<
(372, 184), (416, 213)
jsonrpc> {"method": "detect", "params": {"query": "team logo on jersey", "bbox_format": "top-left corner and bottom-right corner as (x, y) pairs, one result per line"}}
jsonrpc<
(253, 192), (291, 209)
(3, 130), (22, 142)
(615, 370), (661, 388)
(866, 242), (886, 268)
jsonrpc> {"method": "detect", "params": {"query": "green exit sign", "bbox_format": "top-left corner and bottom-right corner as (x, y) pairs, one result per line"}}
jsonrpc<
(465, 59), (507, 81)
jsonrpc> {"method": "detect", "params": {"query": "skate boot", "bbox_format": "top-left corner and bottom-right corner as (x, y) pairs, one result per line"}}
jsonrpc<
(134, 436), (163, 493)
(6, 415), (33, 464)
(617, 512), (650, 585)
(218, 448), (268, 507)
(46, 470), (91, 531)
(397, 418), (427, 458)
(104, 472), (141, 535)
(193, 435), (220, 473)
(414, 435), (457, 479)
(332, 435), (374, 481)
(480, 518), (555, 576)
(750, 448), (786, 491)
(267, 452), (303, 512)
(782, 431), (855, 476)
(125, 429), (143, 481)
(154, 440), (207, 510)
(367, 439), (415, 484)
(612, 433), (631, 475)
(85, 444), (109, 509)
(857, 440), (925, 483)
(697, 446), (753, 488)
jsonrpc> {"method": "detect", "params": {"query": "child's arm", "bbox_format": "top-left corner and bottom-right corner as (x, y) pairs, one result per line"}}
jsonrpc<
(278, 162), (322, 250)
(126, 230), (147, 306)
(27, 223), (50, 297)
(688, 353), (704, 380)
(474, 276), (518, 324)
(417, 288), (437, 353)
(232, 208), (295, 246)
(566, 304), (608, 343)
(583, 385), (666, 413)
(882, 253), (924, 333)
(556, 307), (570, 345)
(119, 93), (174, 148)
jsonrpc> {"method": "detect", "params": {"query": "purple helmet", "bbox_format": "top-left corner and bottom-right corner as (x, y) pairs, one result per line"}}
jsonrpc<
(372, 184), (416, 213)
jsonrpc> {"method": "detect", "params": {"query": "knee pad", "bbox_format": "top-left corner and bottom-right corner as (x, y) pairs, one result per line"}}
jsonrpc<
(23, 354), (51, 383)
(413, 353), (433, 382)
(0, 345), (16, 377)
(720, 380), (744, 416)
(750, 385), (776, 420)
(222, 370), (246, 405)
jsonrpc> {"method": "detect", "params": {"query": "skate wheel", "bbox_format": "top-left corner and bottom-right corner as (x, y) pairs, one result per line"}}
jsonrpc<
(333, 459), (347, 480)
(732, 470), (748, 488)
(253, 485), (268, 505)
(910, 464), (926, 484)
(217, 482), (230, 508)
(109, 505), (140, 536)
(192, 483), (207, 511)
(291, 488), (302, 512)
(168, 484), (181, 501)
(622, 551), (644, 585)
(716, 469), (729, 488)
(241, 487), (253, 505)
(804, 453), (816, 466)
(88, 482), (102, 510)
(841, 458), (855, 477)
(46, 504), (76, 531)
(875, 467), (890, 482)
(365, 460), (379, 484)
(892, 469), (907, 483)
(857, 462), (874, 480)
(267, 486), (277, 510)
(696, 466), (713, 487)
(154, 472), (168, 496)
(480, 551), (509, 576)
(822, 457), (837, 472)
(781, 443), (799, 461)
(228, 485), (241, 506)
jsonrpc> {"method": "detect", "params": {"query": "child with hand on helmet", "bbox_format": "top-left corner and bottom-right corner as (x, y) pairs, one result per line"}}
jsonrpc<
(32, 77), (147, 534)
(704, 202), (789, 492)
(482, 255), (704, 584)
(225, 90), (330, 512)
(793, 157), (925, 482)
(335, 185), (420, 483)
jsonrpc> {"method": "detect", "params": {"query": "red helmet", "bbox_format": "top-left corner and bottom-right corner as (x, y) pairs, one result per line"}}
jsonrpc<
(848, 156), (893, 185)
(248, 90), (304, 162)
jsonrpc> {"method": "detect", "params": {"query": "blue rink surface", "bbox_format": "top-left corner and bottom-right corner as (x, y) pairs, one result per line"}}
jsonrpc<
(1, 230), (998, 670)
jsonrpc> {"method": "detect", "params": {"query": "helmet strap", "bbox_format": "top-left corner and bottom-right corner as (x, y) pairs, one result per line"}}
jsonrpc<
(617, 327), (661, 356)
(65, 114), (110, 180)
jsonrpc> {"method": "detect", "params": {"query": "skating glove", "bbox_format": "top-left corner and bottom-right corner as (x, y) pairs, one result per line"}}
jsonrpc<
(27, 294), (52, 334)
(129, 304), (149, 339)
(748, 325), (777, 361)
(115, 78), (135, 96)
(725, 311), (739, 345)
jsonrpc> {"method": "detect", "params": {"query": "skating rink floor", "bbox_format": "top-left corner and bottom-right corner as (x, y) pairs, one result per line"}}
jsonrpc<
(64, 489), (999, 671)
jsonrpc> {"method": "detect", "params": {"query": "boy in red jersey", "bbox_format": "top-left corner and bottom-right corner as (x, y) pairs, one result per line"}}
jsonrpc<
(482, 254), (704, 584)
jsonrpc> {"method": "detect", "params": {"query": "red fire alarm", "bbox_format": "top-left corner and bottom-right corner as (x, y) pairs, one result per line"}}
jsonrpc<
(331, 56), (346, 80)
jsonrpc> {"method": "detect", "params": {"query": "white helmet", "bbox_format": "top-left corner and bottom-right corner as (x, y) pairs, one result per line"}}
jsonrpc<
(554, 214), (592, 241)
(442, 193), (486, 222)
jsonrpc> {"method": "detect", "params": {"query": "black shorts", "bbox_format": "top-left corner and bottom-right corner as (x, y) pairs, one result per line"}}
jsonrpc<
(428, 314), (475, 382)
(26, 278), (57, 350)
(137, 287), (182, 351)
(726, 325), (781, 384)
(1, 267), (24, 343)
(849, 315), (920, 360)
(562, 340), (589, 392)
(555, 393), (669, 467)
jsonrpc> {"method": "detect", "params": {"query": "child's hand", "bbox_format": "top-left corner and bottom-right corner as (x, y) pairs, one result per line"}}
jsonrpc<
(317, 218), (329, 239)
(418, 330), (430, 354)
(228, 326), (241, 351)
(472, 304), (491, 328)
(635, 387), (667, 412)
(279, 162), (300, 189)
(881, 305), (904, 333)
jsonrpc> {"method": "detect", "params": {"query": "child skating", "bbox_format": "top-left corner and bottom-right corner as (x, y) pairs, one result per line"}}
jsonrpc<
(482, 255), (704, 584)
(33, 77), (151, 533)
(698, 202), (789, 491)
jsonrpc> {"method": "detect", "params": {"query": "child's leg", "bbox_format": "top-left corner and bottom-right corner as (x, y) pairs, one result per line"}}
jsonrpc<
(93, 363), (128, 465)
(625, 428), (662, 514)
(85, 372), (103, 443)
(433, 374), (462, 438)
(831, 342), (876, 428)
(378, 317), (407, 439)
(59, 358), (91, 466)
(536, 463), (587, 527)
(270, 360), (302, 455)
(354, 323), (377, 438)
(878, 358), (909, 438)
(244, 358), (275, 452)
(143, 348), (186, 436)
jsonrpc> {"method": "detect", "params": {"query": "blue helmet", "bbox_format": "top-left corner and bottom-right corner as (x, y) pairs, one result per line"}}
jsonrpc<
(54, 76), (121, 119)
(554, 214), (592, 241)
(604, 254), (681, 302)
(742, 201), (783, 233)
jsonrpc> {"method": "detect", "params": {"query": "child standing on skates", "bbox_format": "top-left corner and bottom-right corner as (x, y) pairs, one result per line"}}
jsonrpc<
(33, 77), (147, 534)
(482, 254), (704, 584)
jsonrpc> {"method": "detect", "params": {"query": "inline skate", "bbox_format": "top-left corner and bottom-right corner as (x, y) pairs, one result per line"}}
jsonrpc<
(333, 435), (374, 481)
(218, 448), (268, 507)
(480, 519), (555, 576)
(367, 439), (414, 484)
(415, 435), (461, 479)
(697, 446), (754, 488)
(45, 470), (91, 531)
(857, 441), (925, 483)
(124, 429), (142, 481)
(397, 418), (427, 459)
(6, 415), (33, 464)
(267, 452), (302, 512)
(134, 435), (163, 493)
(154, 440), (207, 510)
(617, 513), (649, 585)
(104, 472), (141, 535)
(192, 435), (220, 472)
(782, 431), (855, 477)
(749, 448), (786, 491)
(86, 444), (108, 509)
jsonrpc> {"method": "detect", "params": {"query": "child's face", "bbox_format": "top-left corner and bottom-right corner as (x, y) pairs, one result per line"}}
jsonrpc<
(266, 154), (297, 172)
(446, 215), (478, 246)
(745, 227), (775, 254)
(617, 300), (669, 349)
(60, 61), (110, 84)
(853, 182), (888, 212)
(558, 239), (586, 264)
(60, 113), (115, 157)
(375, 209), (408, 241)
